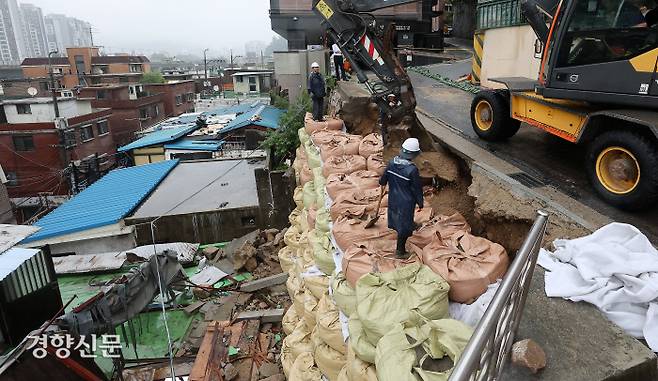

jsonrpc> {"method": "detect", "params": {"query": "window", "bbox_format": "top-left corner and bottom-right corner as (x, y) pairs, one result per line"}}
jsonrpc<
(5, 172), (17, 186)
(80, 125), (94, 142)
(175, 95), (183, 105)
(152, 105), (159, 117)
(556, 0), (658, 67)
(74, 55), (85, 74)
(13, 135), (34, 151)
(236, 76), (243, 83)
(139, 107), (149, 119)
(15, 104), (31, 114)
(96, 90), (107, 99)
(249, 76), (258, 92)
(186, 92), (194, 102)
(96, 120), (109, 135)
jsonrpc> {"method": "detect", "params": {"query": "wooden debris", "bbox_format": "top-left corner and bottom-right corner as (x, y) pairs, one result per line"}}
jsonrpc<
(184, 300), (207, 316)
(189, 321), (229, 381)
(239, 273), (289, 293)
(235, 309), (285, 323)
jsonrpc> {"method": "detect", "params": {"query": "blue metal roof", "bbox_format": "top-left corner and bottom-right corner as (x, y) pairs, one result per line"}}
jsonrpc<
(164, 140), (224, 151)
(221, 105), (284, 134)
(23, 160), (179, 243)
(117, 124), (199, 152)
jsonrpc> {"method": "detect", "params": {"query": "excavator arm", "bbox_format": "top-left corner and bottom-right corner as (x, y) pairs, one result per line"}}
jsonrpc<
(312, 0), (420, 134)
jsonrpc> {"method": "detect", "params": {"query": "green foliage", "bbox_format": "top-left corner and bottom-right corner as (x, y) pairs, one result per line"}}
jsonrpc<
(263, 92), (312, 162)
(271, 92), (290, 110)
(140, 71), (165, 84)
(326, 76), (337, 91)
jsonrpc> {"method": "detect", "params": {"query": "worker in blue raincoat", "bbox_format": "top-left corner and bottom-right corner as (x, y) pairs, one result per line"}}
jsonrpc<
(379, 138), (424, 259)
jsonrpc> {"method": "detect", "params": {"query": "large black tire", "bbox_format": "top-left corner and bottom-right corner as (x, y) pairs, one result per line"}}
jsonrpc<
(470, 90), (521, 141)
(586, 130), (658, 210)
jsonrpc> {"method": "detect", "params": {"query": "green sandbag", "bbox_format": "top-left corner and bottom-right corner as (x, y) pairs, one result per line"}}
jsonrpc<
(315, 207), (331, 233)
(356, 263), (450, 344)
(303, 181), (316, 210)
(375, 318), (473, 381)
(331, 271), (357, 317)
(309, 229), (336, 275)
(298, 128), (310, 146)
(313, 167), (327, 208)
(348, 313), (377, 364)
(306, 142), (321, 169)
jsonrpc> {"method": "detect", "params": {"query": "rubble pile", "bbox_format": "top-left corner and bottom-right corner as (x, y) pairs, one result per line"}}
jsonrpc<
(279, 112), (515, 380)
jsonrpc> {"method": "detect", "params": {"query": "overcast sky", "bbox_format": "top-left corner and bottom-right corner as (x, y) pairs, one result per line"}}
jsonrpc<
(25, 0), (276, 57)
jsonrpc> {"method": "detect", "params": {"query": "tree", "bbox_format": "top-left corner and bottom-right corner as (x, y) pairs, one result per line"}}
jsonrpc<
(140, 71), (165, 84)
(263, 92), (312, 166)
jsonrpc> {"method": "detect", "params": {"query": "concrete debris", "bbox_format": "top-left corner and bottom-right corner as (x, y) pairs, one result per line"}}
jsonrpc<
(240, 273), (289, 292)
(213, 228), (286, 279)
(511, 338), (547, 374)
(189, 265), (229, 286)
(223, 363), (239, 380)
(235, 309), (285, 323)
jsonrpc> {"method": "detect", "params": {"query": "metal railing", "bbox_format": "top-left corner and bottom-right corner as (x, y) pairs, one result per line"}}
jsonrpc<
(449, 210), (549, 381)
(476, 0), (526, 30)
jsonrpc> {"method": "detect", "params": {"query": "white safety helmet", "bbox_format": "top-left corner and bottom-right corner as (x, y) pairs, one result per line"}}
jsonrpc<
(311, 62), (320, 68)
(402, 138), (421, 153)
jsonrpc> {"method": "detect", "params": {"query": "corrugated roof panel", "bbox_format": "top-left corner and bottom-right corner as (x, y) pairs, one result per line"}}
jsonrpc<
(118, 125), (199, 152)
(164, 140), (224, 151)
(24, 160), (179, 243)
(221, 105), (284, 134)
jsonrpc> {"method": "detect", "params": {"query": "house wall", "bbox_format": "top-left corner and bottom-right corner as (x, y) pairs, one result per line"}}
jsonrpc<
(480, 25), (541, 88)
(144, 81), (196, 117)
(3, 99), (93, 124)
(133, 146), (166, 165)
(273, 50), (328, 100)
(46, 232), (136, 255)
(0, 178), (16, 224)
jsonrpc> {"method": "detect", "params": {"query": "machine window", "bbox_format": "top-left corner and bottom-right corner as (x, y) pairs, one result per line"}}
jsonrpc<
(556, 0), (658, 67)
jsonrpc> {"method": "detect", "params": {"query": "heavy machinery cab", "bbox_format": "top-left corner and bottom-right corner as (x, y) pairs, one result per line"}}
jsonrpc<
(534, 0), (658, 108)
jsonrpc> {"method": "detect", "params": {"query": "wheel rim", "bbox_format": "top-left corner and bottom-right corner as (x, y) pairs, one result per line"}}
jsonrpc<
(595, 146), (641, 195)
(474, 100), (493, 131)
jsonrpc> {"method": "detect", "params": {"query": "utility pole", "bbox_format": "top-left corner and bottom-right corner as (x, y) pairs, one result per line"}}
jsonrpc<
(48, 50), (60, 117)
(203, 48), (209, 80)
(89, 27), (94, 46)
(230, 49), (234, 68)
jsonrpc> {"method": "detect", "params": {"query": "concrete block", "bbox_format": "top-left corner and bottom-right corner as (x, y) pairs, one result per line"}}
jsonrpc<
(239, 273), (289, 292)
(235, 309), (285, 323)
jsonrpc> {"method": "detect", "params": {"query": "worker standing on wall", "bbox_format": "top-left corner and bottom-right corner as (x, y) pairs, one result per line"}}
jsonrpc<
(331, 43), (347, 81)
(308, 62), (326, 121)
(379, 138), (424, 259)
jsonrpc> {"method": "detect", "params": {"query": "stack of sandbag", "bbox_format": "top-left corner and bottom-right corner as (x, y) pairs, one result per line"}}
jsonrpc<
(323, 155), (368, 177)
(325, 170), (381, 201)
(304, 112), (344, 134)
(359, 133), (384, 158)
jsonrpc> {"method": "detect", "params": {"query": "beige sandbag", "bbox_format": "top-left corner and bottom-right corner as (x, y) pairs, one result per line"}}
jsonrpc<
(304, 112), (344, 133)
(304, 273), (330, 300)
(310, 229), (336, 275)
(281, 347), (294, 377)
(284, 225), (303, 249)
(325, 171), (380, 200)
(332, 213), (396, 254)
(299, 209), (310, 232)
(331, 271), (357, 317)
(289, 352), (323, 381)
(359, 133), (383, 158)
(367, 154), (386, 176)
(356, 263), (450, 344)
(294, 186), (304, 209)
(337, 366), (349, 381)
(346, 341), (379, 381)
(374, 319), (473, 381)
(315, 207), (331, 234)
(323, 155), (367, 177)
(330, 187), (389, 221)
(297, 145), (308, 161)
(317, 293), (347, 354)
(278, 246), (297, 273)
(408, 213), (471, 249)
(312, 129), (347, 146)
(303, 289), (320, 331)
(315, 338), (347, 381)
(422, 231), (508, 303)
(300, 163), (313, 185)
(289, 208), (302, 228)
(303, 181), (316, 210)
(348, 314), (376, 364)
(307, 207), (317, 230)
(283, 306), (301, 335)
(283, 320), (313, 365)
(319, 134), (362, 161)
(342, 243), (423, 287)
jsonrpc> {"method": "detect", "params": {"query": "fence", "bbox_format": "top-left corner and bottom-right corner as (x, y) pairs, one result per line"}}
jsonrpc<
(476, 0), (525, 30)
(449, 210), (549, 381)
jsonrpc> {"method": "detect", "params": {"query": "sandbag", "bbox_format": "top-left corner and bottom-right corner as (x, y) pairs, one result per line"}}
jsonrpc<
(305, 112), (344, 133)
(408, 213), (471, 249)
(315, 338), (347, 381)
(305, 273), (330, 300)
(337, 366), (349, 381)
(346, 340), (379, 381)
(307, 207), (317, 229)
(317, 293), (347, 354)
(367, 154), (386, 176)
(303, 289), (320, 331)
(289, 352), (323, 381)
(356, 263), (450, 344)
(359, 133), (383, 158)
(279, 246), (297, 273)
(375, 319), (473, 381)
(288, 269), (305, 316)
(303, 181), (316, 210)
(283, 306), (301, 335)
(422, 231), (508, 303)
(281, 348), (294, 377)
(300, 163), (313, 185)
(297, 145), (308, 161)
(348, 314), (376, 364)
(325, 171), (380, 200)
(298, 126), (310, 146)
(294, 186), (304, 209)
(330, 187), (389, 221)
(315, 207), (331, 234)
(342, 242), (423, 287)
(311, 129), (347, 146)
(331, 271), (357, 317)
(306, 143), (322, 169)
(284, 319), (313, 363)
(289, 208), (303, 229)
(323, 155), (367, 177)
(313, 167), (326, 208)
(319, 134), (362, 161)
(299, 210), (310, 232)
(332, 214), (396, 254)
(284, 225), (304, 250)
(310, 229), (336, 275)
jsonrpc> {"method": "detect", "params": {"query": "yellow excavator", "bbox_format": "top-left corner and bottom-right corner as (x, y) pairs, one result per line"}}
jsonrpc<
(470, 0), (658, 210)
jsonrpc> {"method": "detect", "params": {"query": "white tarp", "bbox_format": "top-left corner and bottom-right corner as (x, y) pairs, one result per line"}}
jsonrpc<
(0, 247), (40, 281)
(0, 224), (39, 255)
(537, 223), (658, 352)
